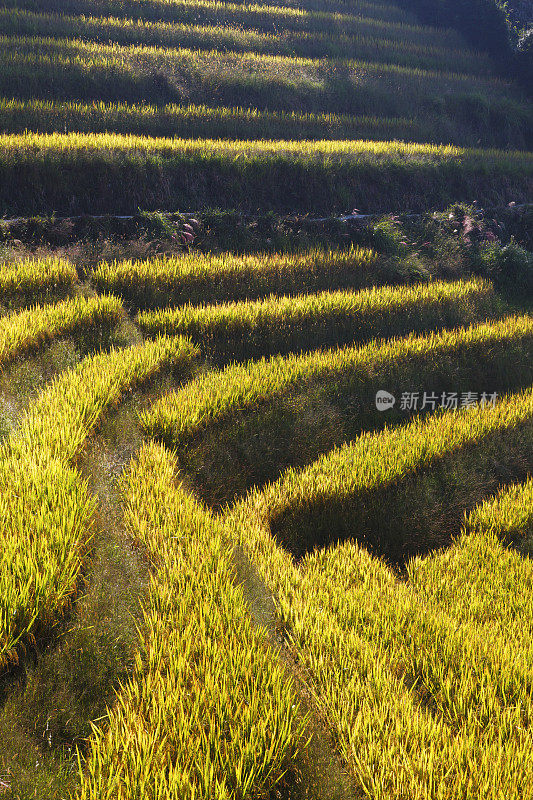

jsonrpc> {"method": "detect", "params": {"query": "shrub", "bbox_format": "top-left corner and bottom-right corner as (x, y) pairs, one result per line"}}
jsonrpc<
(480, 237), (533, 292)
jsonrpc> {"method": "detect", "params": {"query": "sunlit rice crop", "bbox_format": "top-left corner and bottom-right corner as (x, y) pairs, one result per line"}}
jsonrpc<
(78, 440), (303, 800)
(0, 256), (77, 303)
(0, 294), (123, 369)
(0, 10), (491, 73)
(217, 391), (533, 798)
(141, 312), (533, 449)
(136, 277), (502, 360)
(0, 335), (198, 667)
(93, 246), (380, 309)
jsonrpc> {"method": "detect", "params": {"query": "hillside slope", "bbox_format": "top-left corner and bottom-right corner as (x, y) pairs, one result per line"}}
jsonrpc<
(0, 0), (531, 214)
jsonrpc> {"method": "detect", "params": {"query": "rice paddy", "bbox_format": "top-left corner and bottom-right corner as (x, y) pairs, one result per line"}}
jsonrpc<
(0, 227), (529, 800)
(1, 0), (532, 794)
(135, 277), (502, 360)
(0, 256), (77, 306)
(1, 131), (532, 215)
(0, 335), (197, 668)
(0, 0), (531, 214)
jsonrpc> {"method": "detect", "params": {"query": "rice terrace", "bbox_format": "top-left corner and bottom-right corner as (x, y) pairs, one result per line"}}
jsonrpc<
(0, 0), (532, 795)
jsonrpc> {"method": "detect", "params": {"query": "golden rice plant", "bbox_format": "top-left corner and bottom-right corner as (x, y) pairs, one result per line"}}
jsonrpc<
(0, 98), (438, 144)
(0, 9), (491, 73)
(0, 0), (452, 37)
(269, 533), (533, 799)
(93, 246), (379, 309)
(245, 384), (533, 560)
(0, 256), (77, 303)
(78, 441), (303, 800)
(408, 476), (533, 643)
(1, 132), (531, 215)
(0, 294), (123, 369)
(0, 38), (516, 134)
(0, 34), (505, 91)
(140, 312), (533, 449)
(0, 130), (499, 159)
(218, 397), (533, 798)
(1, 130), (530, 176)
(137, 278), (502, 360)
(0, 335), (198, 667)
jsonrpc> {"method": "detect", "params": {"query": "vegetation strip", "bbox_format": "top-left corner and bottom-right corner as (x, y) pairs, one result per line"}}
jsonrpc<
(0, 0), (531, 793)
(408, 477), (533, 642)
(93, 246), (379, 309)
(251, 531), (533, 799)
(141, 301), (516, 444)
(7, 132), (528, 161)
(1, 36), (522, 141)
(78, 441), (302, 800)
(0, 98), (448, 147)
(242, 384), (533, 559)
(2, 133), (531, 215)
(0, 335), (197, 668)
(136, 277), (502, 360)
(0, 10), (492, 73)
(0, 0), (416, 31)
(377, 466), (533, 651)
(0, 256), (77, 305)
(0, 295), (122, 369)
(0, 34), (508, 90)
(218, 432), (533, 798)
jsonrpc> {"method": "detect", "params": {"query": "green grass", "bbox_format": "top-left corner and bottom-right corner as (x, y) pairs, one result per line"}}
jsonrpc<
(136, 277), (502, 361)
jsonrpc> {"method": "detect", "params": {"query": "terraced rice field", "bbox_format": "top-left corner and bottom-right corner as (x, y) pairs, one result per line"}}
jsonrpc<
(0, 238), (531, 798)
(0, 0), (531, 213)
(0, 0), (532, 796)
